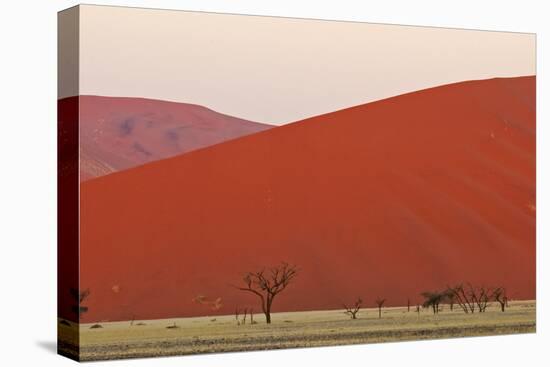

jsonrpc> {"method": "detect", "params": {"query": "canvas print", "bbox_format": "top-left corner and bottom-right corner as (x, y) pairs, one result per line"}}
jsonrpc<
(58, 5), (536, 361)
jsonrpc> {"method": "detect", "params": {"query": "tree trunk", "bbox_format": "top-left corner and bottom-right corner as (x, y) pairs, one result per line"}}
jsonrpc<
(378, 307), (382, 318)
(500, 303), (505, 312)
(265, 301), (272, 324)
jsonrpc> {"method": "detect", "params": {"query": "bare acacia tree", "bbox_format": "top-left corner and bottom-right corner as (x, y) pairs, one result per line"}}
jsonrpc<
(444, 289), (456, 311)
(493, 287), (507, 312)
(375, 298), (386, 319)
(471, 285), (492, 313)
(236, 262), (298, 324)
(421, 291), (445, 314)
(70, 288), (90, 320)
(447, 284), (496, 313)
(447, 285), (476, 314)
(457, 283), (491, 313)
(235, 306), (241, 325)
(343, 298), (362, 320)
(235, 307), (251, 325)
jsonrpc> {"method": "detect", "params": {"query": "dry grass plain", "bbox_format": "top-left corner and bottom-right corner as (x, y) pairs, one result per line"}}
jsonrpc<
(58, 300), (535, 361)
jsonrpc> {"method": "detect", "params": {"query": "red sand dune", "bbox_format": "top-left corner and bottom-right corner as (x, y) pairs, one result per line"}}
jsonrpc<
(61, 96), (272, 181)
(77, 76), (535, 323)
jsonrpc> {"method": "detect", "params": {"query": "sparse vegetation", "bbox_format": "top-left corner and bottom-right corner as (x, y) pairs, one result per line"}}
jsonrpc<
(61, 300), (535, 361)
(375, 298), (386, 319)
(445, 289), (456, 311)
(236, 262), (298, 324)
(234, 306), (254, 325)
(343, 298), (362, 319)
(417, 284), (512, 315)
(421, 291), (446, 314)
(493, 287), (508, 312)
(446, 284), (494, 314)
(447, 284), (476, 313)
(60, 264), (526, 362)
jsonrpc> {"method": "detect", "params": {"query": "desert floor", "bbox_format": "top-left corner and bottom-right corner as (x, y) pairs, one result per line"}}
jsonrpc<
(58, 300), (535, 361)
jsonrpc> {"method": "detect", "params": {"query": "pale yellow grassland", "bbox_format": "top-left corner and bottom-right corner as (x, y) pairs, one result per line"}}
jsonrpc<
(58, 300), (535, 361)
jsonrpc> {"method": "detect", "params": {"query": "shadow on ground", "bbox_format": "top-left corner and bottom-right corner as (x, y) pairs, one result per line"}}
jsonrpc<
(36, 340), (57, 354)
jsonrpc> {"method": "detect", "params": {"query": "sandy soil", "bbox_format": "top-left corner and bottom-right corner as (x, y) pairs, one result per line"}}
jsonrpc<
(58, 300), (535, 361)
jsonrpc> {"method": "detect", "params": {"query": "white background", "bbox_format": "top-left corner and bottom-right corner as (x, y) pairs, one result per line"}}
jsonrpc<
(0, 0), (547, 365)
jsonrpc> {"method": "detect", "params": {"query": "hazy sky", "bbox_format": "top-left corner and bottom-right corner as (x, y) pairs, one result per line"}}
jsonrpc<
(70, 5), (535, 125)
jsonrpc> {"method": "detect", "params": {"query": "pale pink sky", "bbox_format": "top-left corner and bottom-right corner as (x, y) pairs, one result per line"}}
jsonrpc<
(68, 5), (535, 125)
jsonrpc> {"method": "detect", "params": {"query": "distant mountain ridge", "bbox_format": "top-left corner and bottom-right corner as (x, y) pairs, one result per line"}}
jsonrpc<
(58, 96), (273, 181)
